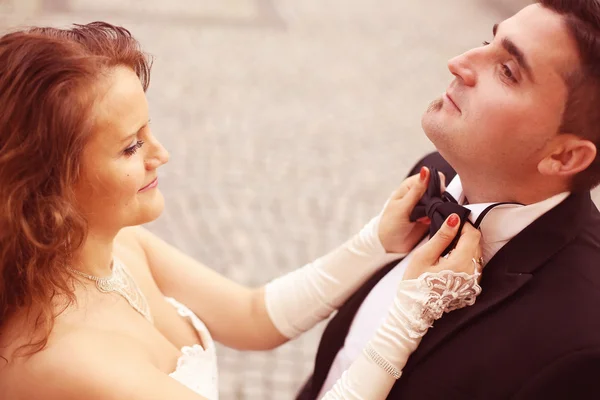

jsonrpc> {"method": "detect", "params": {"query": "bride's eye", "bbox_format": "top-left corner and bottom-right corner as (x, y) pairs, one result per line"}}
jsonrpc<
(124, 140), (144, 156)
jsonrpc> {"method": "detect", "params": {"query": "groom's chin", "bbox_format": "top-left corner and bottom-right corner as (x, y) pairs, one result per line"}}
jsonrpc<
(421, 99), (445, 138)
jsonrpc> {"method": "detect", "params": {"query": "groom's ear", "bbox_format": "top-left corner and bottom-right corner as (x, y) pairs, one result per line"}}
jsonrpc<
(538, 134), (597, 178)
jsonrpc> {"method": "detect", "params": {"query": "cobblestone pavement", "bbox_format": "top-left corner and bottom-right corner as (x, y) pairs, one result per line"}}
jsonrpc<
(2, 0), (598, 398)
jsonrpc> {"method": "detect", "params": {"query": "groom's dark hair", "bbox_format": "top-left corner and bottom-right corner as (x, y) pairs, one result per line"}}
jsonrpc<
(539, 0), (600, 191)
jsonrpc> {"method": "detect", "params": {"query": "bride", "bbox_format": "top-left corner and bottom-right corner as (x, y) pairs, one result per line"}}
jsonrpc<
(0, 22), (482, 400)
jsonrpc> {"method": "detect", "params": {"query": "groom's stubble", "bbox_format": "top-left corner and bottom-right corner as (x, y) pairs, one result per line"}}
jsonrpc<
(427, 98), (444, 113)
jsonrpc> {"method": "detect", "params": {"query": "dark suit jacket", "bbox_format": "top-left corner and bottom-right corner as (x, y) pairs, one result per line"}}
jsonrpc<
(297, 152), (600, 399)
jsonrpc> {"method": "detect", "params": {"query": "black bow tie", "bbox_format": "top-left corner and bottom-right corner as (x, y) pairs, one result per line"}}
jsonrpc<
(409, 167), (472, 257)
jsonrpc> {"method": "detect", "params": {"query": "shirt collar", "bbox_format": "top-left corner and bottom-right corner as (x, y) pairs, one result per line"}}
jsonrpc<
(445, 176), (570, 261)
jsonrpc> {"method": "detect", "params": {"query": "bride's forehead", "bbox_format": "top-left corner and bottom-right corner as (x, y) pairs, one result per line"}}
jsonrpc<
(90, 67), (148, 140)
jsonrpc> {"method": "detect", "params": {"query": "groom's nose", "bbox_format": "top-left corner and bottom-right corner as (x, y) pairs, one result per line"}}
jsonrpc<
(448, 50), (478, 87)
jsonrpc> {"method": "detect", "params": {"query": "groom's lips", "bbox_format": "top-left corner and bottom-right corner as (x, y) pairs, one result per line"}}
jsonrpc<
(444, 91), (461, 113)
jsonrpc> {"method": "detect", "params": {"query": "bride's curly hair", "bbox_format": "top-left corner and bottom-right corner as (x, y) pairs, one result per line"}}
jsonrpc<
(0, 22), (152, 356)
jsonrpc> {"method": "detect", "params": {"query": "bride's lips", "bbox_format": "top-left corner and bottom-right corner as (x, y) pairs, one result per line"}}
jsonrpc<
(139, 177), (158, 193)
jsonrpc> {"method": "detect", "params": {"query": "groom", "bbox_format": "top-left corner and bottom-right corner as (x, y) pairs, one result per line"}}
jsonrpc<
(298, 1), (600, 398)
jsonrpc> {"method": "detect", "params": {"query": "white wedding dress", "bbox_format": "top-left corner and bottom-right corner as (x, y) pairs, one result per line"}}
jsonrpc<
(165, 297), (219, 400)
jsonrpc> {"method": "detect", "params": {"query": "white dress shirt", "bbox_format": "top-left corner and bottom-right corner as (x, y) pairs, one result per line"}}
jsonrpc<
(318, 176), (570, 397)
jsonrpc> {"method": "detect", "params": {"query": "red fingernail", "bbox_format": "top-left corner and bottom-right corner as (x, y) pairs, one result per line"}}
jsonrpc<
(420, 167), (427, 181)
(448, 214), (459, 228)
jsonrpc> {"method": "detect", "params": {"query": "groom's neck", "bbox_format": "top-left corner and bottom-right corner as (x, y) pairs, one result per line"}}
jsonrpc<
(459, 173), (568, 206)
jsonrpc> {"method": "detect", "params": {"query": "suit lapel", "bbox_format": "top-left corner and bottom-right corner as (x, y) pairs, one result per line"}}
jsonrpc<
(403, 191), (593, 373)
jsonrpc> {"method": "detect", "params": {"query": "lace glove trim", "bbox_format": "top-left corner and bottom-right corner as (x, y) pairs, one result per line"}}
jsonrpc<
(320, 269), (482, 399)
(408, 269), (482, 337)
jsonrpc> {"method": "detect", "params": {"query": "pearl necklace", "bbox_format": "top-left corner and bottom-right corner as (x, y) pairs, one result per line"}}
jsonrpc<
(68, 258), (153, 323)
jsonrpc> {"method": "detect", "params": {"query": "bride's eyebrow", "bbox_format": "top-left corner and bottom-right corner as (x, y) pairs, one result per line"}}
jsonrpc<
(119, 119), (150, 144)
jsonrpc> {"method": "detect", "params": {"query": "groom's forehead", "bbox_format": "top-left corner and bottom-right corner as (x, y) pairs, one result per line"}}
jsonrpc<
(500, 4), (579, 82)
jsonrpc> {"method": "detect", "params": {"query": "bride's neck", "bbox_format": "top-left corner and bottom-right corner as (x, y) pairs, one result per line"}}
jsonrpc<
(71, 229), (117, 277)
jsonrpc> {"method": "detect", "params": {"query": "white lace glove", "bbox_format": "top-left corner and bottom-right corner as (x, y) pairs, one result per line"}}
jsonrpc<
(321, 217), (483, 400)
(322, 269), (482, 399)
(264, 215), (406, 338)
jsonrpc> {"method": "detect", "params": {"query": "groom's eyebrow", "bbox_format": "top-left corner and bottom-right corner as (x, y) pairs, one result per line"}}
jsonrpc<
(493, 23), (536, 83)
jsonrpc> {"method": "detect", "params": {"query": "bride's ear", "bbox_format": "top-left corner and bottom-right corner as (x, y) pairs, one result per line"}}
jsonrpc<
(538, 135), (597, 178)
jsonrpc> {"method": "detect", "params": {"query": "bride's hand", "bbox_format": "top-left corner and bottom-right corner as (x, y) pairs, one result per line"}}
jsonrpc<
(378, 167), (445, 254)
(403, 214), (482, 281)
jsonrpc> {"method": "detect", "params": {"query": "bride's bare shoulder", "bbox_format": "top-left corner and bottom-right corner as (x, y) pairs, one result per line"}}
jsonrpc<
(1, 329), (106, 396)
(0, 328), (187, 400)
